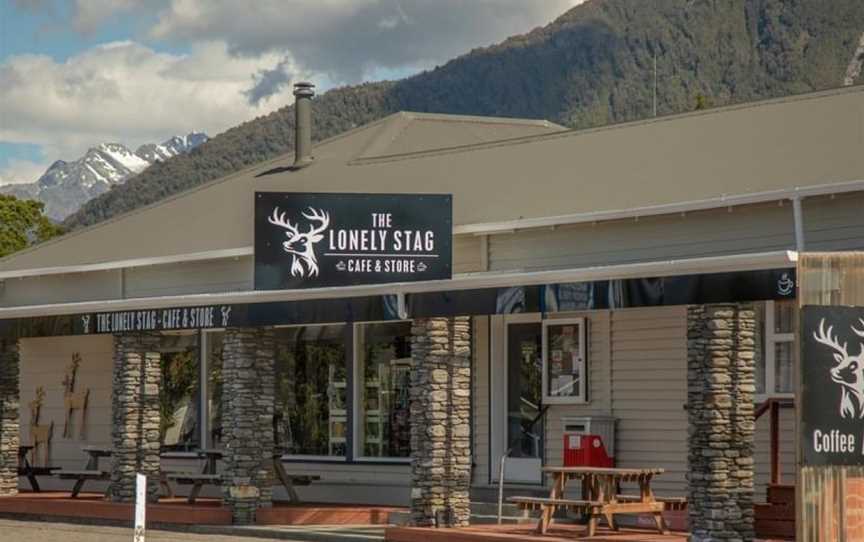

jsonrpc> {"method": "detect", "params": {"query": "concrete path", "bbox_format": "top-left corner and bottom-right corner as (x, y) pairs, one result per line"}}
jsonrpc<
(0, 519), (386, 542)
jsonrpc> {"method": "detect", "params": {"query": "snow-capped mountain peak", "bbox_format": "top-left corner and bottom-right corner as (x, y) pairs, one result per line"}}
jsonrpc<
(1, 131), (208, 221)
(135, 132), (208, 163)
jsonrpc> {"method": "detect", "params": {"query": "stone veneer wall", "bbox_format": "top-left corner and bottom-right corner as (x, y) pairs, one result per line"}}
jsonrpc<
(0, 339), (19, 496)
(687, 304), (756, 542)
(409, 317), (471, 527)
(111, 333), (162, 503)
(221, 327), (275, 525)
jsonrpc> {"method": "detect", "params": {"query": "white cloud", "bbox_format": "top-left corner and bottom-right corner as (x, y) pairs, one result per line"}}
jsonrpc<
(0, 158), (49, 186)
(0, 40), (305, 163)
(2, 0), (590, 182)
(72, 0), (144, 33)
(148, 0), (585, 85)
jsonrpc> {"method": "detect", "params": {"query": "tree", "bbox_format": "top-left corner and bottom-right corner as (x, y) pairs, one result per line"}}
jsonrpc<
(0, 194), (63, 259)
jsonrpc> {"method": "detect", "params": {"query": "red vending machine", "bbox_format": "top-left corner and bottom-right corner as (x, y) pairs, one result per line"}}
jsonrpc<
(561, 416), (616, 468)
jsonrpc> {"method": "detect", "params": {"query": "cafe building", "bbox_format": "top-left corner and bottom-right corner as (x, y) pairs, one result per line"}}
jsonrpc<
(0, 83), (862, 540)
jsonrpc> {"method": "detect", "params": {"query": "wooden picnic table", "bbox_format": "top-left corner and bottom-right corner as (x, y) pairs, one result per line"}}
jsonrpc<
(56, 446), (112, 498)
(272, 446), (320, 503)
(164, 448), (224, 504)
(510, 466), (682, 537)
(18, 445), (60, 492)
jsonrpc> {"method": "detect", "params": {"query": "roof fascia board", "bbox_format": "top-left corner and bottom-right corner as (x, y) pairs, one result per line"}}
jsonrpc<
(455, 179), (864, 235)
(0, 250), (797, 319)
(0, 180), (856, 280)
(0, 247), (254, 280)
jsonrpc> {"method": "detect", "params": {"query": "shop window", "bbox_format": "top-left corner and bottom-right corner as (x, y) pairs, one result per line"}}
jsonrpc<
(275, 325), (348, 457)
(159, 334), (201, 452)
(355, 322), (412, 459)
(756, 300), (796, 398)
(542, 318), (587, 404)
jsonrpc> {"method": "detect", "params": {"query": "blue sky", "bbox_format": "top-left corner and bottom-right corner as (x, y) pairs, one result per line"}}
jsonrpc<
(0, 0), (581, 185)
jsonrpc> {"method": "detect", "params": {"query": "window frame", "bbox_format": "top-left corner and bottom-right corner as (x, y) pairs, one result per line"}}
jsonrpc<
(157, 330), (204, 453)
(199, 321), (419, 464)
(757, 300), (796, 401)
(274, 322), (351, 462)
(352, 320), (413, 464)
(541, 317), (588, 405)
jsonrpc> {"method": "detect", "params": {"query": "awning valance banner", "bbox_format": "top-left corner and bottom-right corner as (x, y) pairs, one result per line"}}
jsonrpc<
(0, 267), (795, 339)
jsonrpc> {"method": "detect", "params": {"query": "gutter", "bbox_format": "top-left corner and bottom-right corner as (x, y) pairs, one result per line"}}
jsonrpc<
(0, 250), (798, 320)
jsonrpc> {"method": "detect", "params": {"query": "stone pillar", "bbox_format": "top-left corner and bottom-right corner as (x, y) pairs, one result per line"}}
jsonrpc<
(687, 304), (756, 542)
(0, 338), (20, 497)
(409, 317), (471, 528)
(221, 327), (275, 525)
(111, 333), (162, 503)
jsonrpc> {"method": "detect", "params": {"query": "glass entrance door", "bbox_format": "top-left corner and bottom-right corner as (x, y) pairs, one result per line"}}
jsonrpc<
(504, 321), (544, 483)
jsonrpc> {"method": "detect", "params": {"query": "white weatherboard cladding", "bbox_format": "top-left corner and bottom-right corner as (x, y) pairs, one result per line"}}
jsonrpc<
(14, 308), (794, 501)
(609, 307), (688, 497)
(4, 191), (863, 309)
(472, 316), (491, 486)
(478, 305), (793, 499)
(16, 334), (412, 503)
(18, 335), (114, 492)
(487, 192), (864, 273)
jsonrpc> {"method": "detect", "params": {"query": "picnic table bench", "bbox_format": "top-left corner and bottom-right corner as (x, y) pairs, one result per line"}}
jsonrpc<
(164, 448), (223, 503)
(18, 445), (60, 492)
(55, 446), (111, 498)
(164, 448), (321, 503)
(272, 449), (320, 503)
(509, 466), (684, 537)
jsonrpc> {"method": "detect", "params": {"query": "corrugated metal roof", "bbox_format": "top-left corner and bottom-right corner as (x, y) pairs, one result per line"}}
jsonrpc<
(1, 86), (862, 273)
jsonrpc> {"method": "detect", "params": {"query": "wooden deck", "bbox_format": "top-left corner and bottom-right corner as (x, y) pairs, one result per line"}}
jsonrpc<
(386, 523), (796, 542)
(386, 523), (688, 542)
(0, 491), (403, 526)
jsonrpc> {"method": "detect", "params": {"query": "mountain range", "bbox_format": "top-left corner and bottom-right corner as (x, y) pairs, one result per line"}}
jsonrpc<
(44, 0), (864, 230)
(1, 133), (208, 221)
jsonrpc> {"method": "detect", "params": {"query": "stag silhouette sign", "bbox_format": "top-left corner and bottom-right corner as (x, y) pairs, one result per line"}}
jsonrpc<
(801, 306), (864, 466)
(254, 192), (452, 290)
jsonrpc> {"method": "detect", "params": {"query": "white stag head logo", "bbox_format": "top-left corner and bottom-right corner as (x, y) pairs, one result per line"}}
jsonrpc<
(813, 318), (864, 419)
(268, 207), (330, 277)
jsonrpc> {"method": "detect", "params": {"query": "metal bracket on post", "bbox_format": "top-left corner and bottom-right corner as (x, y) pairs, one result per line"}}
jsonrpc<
(397, 292), (408, 320)
(792, 195), (805, 252)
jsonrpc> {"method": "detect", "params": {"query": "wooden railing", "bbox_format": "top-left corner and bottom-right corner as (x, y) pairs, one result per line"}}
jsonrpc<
(755, 397), (794, 485)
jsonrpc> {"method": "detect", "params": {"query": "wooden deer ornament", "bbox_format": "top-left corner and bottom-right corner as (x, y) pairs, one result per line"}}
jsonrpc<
(62, 353), (90, 439)
(28, 386), (54, 466)
(30, 422), (54, 467)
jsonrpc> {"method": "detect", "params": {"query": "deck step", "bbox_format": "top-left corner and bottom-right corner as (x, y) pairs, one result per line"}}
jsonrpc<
(387, 507), (533, 527)
(755, 502), (794, 540)
(469, 501), (531, 518)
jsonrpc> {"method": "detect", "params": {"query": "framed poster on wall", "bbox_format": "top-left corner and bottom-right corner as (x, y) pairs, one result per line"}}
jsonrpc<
(542, 318), (587, 404)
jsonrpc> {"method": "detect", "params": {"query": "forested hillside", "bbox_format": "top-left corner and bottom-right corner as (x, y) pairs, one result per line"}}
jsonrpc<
(63, 0), (864, 230)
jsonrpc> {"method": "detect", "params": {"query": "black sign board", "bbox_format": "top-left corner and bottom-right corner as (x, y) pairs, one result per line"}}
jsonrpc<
(255, 192), (452, 290)
(83, 305), (243, 334)
(801, 305), (864, 466)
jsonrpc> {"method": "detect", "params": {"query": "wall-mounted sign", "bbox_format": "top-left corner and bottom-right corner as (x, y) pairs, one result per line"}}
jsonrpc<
(801, 305), (864, 466)
(254, 192), (452, 290)
(80, 305), (238, 334)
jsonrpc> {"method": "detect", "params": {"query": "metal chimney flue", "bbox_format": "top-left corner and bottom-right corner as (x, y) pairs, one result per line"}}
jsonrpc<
(293, 81), (315, 168)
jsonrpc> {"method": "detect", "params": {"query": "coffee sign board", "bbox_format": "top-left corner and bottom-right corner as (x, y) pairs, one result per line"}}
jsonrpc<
(801, 305), (864, 466)
(255, 192), (452, 290)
